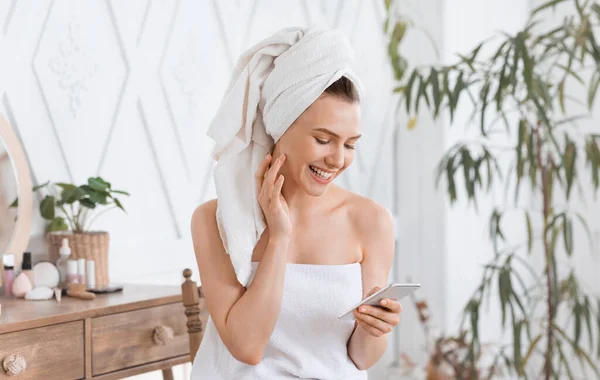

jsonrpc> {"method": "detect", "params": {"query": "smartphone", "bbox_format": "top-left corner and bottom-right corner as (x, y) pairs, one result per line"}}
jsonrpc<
(87, 285), (124, 294)
(338, 283), (421, 321)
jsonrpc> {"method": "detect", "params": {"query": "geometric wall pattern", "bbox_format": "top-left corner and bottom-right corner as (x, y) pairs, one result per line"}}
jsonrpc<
(0, 1), (446, 378)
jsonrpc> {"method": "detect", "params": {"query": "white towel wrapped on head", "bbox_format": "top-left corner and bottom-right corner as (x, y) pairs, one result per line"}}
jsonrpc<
(207, 26), (364, 286)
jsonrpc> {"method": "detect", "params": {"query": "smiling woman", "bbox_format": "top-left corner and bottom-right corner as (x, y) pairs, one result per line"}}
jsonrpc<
(190, 26), (399, 379)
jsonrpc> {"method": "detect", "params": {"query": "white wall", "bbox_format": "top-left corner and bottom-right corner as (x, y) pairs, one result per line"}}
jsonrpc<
(0, 1), (447, 379)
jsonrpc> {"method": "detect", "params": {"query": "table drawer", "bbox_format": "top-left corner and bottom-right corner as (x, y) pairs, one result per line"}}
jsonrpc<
(0, 321), (84, 380)
(91, 303), (188, 376)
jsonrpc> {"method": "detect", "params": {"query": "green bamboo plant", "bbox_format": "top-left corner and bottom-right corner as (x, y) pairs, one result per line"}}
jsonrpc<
(386, 0), (600, 379)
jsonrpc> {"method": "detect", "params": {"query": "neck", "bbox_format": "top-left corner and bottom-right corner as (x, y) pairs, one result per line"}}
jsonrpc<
(281, 178), (333, 222)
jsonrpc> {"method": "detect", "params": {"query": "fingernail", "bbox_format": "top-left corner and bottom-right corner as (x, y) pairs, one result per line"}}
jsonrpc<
(381, 300), (388, 306)
(360, 307), (366, 313)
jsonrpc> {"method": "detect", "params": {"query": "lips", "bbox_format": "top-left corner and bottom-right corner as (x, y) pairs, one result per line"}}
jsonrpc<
(308, 166), (334, 184)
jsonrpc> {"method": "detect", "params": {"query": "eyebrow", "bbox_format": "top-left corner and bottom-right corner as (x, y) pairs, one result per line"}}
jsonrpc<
(313, 128), (362, 140)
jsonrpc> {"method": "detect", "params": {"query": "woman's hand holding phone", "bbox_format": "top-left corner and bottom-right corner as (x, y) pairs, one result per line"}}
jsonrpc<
(353, 286), (403, 337)
(256, 153), (292, 240)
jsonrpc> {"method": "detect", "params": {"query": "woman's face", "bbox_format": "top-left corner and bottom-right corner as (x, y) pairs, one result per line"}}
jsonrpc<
(273, 93), (361, 196)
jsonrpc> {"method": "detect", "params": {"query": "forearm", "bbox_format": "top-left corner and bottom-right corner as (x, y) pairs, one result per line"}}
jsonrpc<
(347, 324), (388, 370)
(226, 237), (289, 354)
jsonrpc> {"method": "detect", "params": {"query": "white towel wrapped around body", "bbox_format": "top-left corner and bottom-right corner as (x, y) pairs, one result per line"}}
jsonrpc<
(207, 26), (364, 286)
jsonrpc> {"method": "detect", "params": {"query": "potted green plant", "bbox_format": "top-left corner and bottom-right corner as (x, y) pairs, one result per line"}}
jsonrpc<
(386, 0), (600, 378)
(12, 176), (129, 287)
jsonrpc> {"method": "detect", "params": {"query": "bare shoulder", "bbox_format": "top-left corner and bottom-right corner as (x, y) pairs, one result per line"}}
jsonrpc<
(191, 198), (218, 231)
(336, 188), (394, 263)
(190, 198), (221, 261)
(342, 190), (394, 237)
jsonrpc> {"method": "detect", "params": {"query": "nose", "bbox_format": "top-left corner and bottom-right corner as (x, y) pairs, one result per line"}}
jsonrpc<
(324, 144), (345, 170)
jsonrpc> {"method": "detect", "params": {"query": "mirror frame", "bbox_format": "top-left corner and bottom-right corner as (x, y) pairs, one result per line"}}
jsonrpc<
(0, 114), (32, 269)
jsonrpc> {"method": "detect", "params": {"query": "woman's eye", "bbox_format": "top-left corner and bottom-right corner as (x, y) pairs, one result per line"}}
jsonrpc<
(315, 138), (355, 150)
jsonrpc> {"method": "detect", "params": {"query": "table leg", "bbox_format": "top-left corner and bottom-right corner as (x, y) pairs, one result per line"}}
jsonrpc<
(162, 368), (174, 380)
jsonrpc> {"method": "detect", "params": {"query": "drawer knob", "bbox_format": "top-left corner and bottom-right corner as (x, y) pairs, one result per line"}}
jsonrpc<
(153, 325), (174, 345)
(3, 354), (26, 376)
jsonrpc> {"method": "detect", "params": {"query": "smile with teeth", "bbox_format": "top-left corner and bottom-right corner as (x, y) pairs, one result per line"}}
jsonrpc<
(309, 165), (334, 180)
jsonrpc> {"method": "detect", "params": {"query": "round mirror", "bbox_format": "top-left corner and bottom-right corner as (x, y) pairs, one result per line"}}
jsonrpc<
(0, 135), (18, 254)
(0, 114), (33, 270)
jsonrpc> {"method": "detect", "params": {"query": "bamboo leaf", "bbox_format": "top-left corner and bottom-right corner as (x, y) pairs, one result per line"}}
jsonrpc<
(556, 63), (585, 85)
(597, 299), (600, 358)
(585, 138), (600, 189)
(499, 270), (510, 328)
(521, 334), (543, 374)
(516, 32), (533, 88)
(446, 156), (457, 203)
(469, 300), (480, 341)
(461, 148), (473, 200)
(554, 324), (600, 377)
(496, 51), (509, 111)
(574, 301), (582, 348)
(450, 71), (465, 121)
(525, 211), (533, 254)
(480, 82), (490, 136)
(588, 71), (600, 110)
(430, 68), (442, 117)
(416, 74), (430, 111)
(405, 70), (418, 114)
(559, 80), (566, 114)
(531, 0), (569, 17)
(565, 139), (577, 200)
(583, 296), (593, 350)
(513, 318), (522, 373)
(556, 341), (576, 380)
(563, 214), (573, 256)
(511, 286), (527, 315)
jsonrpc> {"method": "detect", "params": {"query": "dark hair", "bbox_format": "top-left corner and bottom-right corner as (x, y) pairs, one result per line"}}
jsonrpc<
(323, 76), (360, 102)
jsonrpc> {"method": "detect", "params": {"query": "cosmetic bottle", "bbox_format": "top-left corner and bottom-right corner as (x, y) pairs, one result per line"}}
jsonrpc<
(21, 252), (35, 287)
(86, 260), (95, 289)
(77, 258), (86, 285)
(66, 259), (79, 284)
(56, 238), (71, 285)
(3, 254), (15, 297)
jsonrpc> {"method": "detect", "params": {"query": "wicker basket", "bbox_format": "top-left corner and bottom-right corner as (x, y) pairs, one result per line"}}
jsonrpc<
(47, 231), (110, 287)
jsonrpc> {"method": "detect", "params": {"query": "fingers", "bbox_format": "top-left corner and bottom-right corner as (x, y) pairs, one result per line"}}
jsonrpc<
(356, 305), (399, 327)
(263, 154), (286, 200)
(354, 310), (391, 335)
(272, 174), (284, 202)
(355, 317), (386, 337)
(379, 299), (403, 314)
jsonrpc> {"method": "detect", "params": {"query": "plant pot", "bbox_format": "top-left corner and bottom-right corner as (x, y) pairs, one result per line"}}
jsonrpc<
(47, 231), (110, 287)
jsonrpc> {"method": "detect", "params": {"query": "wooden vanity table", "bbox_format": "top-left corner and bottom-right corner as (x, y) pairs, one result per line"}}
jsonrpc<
(0, 284), (190, 380)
